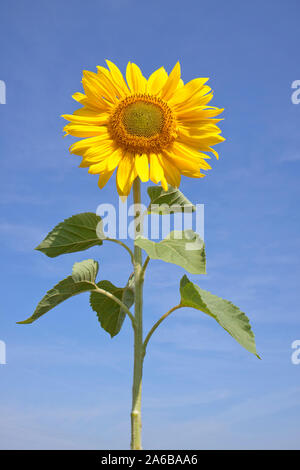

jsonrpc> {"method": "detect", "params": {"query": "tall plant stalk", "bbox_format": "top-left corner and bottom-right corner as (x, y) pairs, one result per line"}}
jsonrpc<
(131, 177), (144, 450)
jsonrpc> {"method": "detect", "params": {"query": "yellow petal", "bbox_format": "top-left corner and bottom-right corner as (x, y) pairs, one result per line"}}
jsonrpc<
(164, 149), (211, 172)
(175, 94), (214, 118)
(172, 141), (212, 164)
(81, 144), (114, 163)
(80, 157), (111, 167)
(175, 86), (212, 111)
(79, 159), (91, 168)
(69, 134), (110, 155)
(180, 169), (205, 178)
(178, 123), (222, 137)
(186, 143), (220, 160)
(83, 70), (117, 104)
(96, 66), (123, 100)
(158, 155), (181, 187)
(72, 92), (105, 112)
(72, 92), (86, 104)
(63, 124), (108, 138)
(177, 106), (224, 122)
(62, 112), (109, 125)
(160, 176), (169, 191)
(126, 62), (147, 93)
(123, 168), (137, 196)
(149, 153), (164, 184)
(135, 154), (149, 182)
(169, 78), (210, 107)
(88, 159), (109, 174)
(106, 60), (130, 96)
(208, 147), (220, 159)
(98, 169), (115, 189)
(106, 148), (123, 171)
(179, 131), (225, 148)
(82, 76), (113, 110)
(160, 62), (181, 101)
(116, 152), (135, 193)
(73, 108), (108, 117)
(179, 118), (223, 128)
(147, 67), (168, 95)
(120, 157), (137, 197)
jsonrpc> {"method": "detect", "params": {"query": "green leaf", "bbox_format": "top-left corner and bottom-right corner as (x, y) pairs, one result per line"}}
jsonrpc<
(90, 278), (134, 338)
(36, 212), (104, 257)
(135, 230), (206, 274)
(180, 275), (259, 357)
(17, 259), (99, 324)
(147, 185), (196, 214)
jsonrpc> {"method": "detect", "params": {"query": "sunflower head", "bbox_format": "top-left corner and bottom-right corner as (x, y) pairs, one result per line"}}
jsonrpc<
(62, 61), (224, 196)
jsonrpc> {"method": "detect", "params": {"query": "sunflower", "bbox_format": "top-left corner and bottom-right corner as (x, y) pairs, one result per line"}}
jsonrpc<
(62, 61), (224, 196)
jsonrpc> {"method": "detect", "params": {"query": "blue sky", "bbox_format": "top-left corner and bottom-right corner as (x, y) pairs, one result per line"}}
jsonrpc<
(1, 0), (300, 449)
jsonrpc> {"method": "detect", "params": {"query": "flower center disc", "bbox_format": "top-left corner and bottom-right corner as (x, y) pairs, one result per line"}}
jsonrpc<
(122, 101), (164, 137)
(108, 94), (177, 154)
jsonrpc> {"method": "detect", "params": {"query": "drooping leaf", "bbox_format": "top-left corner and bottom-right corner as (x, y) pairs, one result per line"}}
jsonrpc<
(135, 230), (206, 274)
(36, 212), (104, 257)
(147, 185), (196, 214)
(180, 275), (259, 357)
(90, 277), (134, 338)
(17, 259), (99, 324)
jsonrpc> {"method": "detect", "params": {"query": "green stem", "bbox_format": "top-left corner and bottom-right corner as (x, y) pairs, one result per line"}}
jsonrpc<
(143, 304), (182, 353)
(94, 285), (136, 329)
(141, 256), (150, 281)
(131, 178), (144, 450)
(105, 238), (135, 265)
